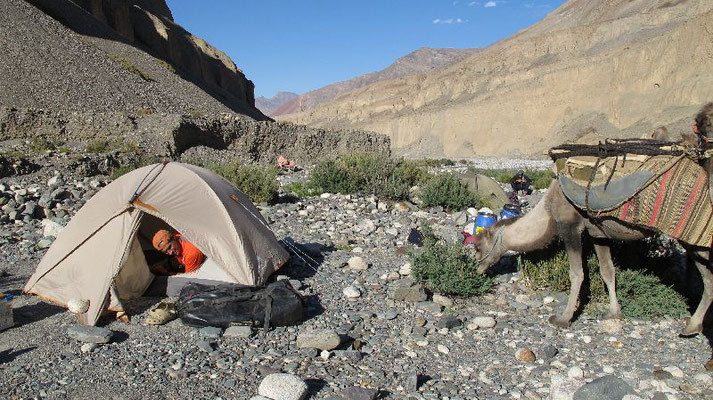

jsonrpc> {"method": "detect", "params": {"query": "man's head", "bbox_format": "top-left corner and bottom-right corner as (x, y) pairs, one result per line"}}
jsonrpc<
(152, 229), (181, 256)
(695, 103), (713, 138)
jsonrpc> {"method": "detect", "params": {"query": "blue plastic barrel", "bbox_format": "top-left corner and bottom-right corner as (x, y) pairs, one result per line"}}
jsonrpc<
(500, 204), (521, 220)
(475, 212), (497, 235)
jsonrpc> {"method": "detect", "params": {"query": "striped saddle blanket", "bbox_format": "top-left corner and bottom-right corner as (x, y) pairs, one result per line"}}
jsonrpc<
(557, 154), (713, 248)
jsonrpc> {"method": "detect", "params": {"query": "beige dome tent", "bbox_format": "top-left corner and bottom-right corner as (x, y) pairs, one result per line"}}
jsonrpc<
(24, 162), (289, 326)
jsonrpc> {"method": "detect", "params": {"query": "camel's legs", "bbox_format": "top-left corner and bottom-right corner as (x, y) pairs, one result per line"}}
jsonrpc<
(682, 248), (713, 336)
(549, 229), (584, 328)
(593, 243), (621, 320)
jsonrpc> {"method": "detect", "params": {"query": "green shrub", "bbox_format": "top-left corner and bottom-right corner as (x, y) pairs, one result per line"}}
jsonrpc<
(285, 181), (322, 198)
(614, 269), (687, 319)
(136, 108), (153, 116)
(411, 158), (456, 168)
(411, 229), (493, 296)
(210, 162), (279, 204)
(110, 54), (151, 81)
(157, 59), (177, 74)
(420, 173), (481, 210)
(85, 139), (110, 153)
(308, 153), (425, 200)
(119, 140), (140, 153)
(30, 138), (63, 153)
(520, 244), (687, 319)
(0, 149), (25, 158)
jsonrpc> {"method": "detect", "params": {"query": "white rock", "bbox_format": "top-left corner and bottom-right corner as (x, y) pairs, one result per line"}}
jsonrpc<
(47, 175), (61, 187)
(603, 366), (615, 374)
(549, 374), (584, 400)
(319, 193), (332, 199)
(581, 335), (592, 344)
(567, 366), (584, 379)
(320, 350), (330, 360)
(543, 296), (555, 304)
(437, 345), (450, 354)
(342, 286), (361, 298)
(468, 316), (497, 330)
(432, 294), (453, 307)
(663, 366), (684, 378)
(41, 219), (64, 238)
(347, 256), (368, 270)
(80, 343), (98, 353)
(351, 247), (363, 253)
(258, 373), (308, 400)
(67, 299), (89, 314)
(399, 263), (412, 276)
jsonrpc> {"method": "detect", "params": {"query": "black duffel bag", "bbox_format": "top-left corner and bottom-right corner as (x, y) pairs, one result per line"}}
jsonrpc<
(176, 280), (305, 329)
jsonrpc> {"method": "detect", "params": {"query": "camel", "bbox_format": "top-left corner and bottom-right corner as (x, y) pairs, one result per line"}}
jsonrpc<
(473, 103), (713, 335)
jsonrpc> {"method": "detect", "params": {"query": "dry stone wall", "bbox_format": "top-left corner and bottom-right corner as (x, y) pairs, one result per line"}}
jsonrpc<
(0, 107), (390, 165)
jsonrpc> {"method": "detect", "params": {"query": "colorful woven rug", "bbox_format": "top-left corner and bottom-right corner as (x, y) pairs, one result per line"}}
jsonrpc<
(593, 156), (713, 247)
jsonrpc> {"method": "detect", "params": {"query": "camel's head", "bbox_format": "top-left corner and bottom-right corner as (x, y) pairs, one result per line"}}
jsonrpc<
(473, 226), (505, 274)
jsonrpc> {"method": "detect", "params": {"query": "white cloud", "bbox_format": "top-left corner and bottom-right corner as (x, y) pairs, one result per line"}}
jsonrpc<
(432, 17), (466, 24)
(469, 1), (480, 5)
(484, 1), (497, 7)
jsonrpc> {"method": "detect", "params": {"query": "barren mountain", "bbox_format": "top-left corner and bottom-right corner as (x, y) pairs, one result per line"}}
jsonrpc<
(280, 0), (713, 158)
(255, 91), (299, 115)
(271, 47), (479, 117)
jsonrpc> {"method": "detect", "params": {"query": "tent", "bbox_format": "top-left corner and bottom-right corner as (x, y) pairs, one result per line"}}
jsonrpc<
(24, 162), (290, 325)
(459, 172), (511, 210)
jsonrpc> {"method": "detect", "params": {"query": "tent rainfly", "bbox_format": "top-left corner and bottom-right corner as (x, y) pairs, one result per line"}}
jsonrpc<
(24, 162), (289, 325)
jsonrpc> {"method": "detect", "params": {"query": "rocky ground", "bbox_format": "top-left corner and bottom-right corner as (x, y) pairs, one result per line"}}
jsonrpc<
(0, 154), (712, 400)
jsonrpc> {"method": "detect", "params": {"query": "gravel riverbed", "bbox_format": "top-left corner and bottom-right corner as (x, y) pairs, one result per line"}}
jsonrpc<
(0, 155), (711, 400)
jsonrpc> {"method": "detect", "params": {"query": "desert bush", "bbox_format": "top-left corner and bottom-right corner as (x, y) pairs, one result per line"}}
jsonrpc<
(85, 139), (110, 153)
(157, 59), (176, 74)
(411, 228), (493, 296)
(110, 54), (151, 81)
(210, 162), (279, 204)
(30, 138), (63, 153)
(308, 153), (426, 200)
(420, 173), (482, 210)
(410, 158), (456, 168)
(614, 269), (687, 319)
(285, 182), (321, 197)
(520, 243), (687, 319)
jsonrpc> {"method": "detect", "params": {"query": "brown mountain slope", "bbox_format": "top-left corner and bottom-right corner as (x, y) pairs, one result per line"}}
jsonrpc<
(280, 0), (713, 158)
(256, 92), (299, 115)
(271, 47), (479, 117)
(0, 0), (263, 119)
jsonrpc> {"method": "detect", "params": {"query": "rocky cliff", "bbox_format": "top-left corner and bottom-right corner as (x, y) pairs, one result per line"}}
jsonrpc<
(0, 0), (390, 162)
(24, 0), (259, 114)
(279, 0), (713, 158)
(271, 47), (479, 117)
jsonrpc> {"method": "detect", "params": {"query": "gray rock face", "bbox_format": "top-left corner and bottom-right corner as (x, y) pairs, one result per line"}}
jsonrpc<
(257, 373), (308, 400)
(67, 325), (113, 344)
(573, 375), (637, 400)
(224, 325), (252, 338)
(296, 329), (341, 350)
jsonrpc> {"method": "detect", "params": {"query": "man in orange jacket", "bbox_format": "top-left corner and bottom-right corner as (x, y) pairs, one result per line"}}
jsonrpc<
(150, 229), (205, 275)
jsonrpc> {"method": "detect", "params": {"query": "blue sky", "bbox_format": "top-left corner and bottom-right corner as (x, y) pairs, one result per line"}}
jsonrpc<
(166, 1), (567, 98)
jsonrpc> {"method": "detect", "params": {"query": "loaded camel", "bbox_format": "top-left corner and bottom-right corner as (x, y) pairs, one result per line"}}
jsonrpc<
(473, 103), (713, 336)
